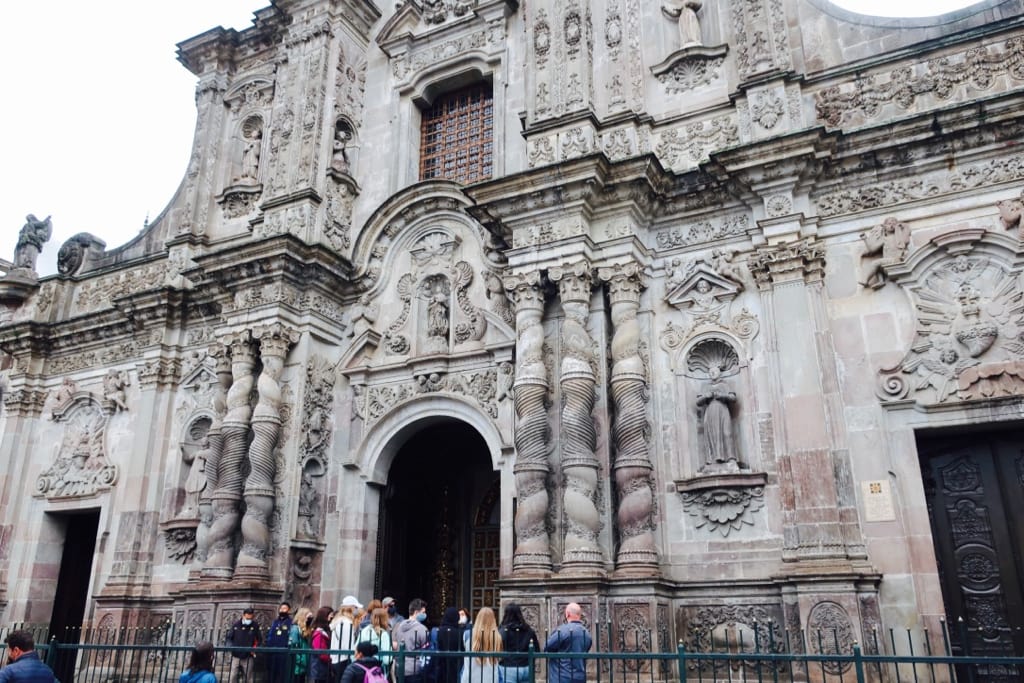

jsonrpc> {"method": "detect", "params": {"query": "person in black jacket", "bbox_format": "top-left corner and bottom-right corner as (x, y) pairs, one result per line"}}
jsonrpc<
(497, 604), (540, 683)
(225, 608), (263, 683)
(433, 607), (465, 683)
(339, 642), (383, 683)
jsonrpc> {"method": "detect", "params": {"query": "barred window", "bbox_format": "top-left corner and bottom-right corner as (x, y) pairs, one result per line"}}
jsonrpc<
(419, 83), (494, 184)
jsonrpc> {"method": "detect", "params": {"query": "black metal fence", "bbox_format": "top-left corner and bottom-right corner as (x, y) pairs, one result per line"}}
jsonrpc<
(2, 621), (1022, 683)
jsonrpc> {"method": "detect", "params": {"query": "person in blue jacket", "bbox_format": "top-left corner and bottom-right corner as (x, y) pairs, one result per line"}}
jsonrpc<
(179, 641), (217, 683)
(544, 604), (592, 683)
(0, 631), (57, 683)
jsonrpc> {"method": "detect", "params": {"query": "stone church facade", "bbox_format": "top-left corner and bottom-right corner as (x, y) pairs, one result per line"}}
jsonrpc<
(2, 0), (1024, 662)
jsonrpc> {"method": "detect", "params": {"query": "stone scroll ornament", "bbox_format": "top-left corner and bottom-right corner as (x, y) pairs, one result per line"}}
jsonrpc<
(202, 331), (256, 579)
(599, 263), (658, 574)
(550, 261), (605, 571)
(237, 323), (300, 578)
(878, 237), (1024, 405)
(503, 271), (553, 574)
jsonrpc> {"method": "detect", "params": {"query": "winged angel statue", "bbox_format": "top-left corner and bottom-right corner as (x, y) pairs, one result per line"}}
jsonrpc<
(884, 255), (1024, 402)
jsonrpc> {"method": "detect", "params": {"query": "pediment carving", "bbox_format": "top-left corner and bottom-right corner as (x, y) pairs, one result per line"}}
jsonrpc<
(38, 394), (118, 499)
(878, 230), (1024, 406)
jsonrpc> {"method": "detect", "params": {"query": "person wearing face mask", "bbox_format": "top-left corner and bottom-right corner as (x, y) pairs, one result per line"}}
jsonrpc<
(225, 608), (263, 683)
(393, 598), (429, 683)
(267, 602), (295, 683)
(382, 597), (403, 631)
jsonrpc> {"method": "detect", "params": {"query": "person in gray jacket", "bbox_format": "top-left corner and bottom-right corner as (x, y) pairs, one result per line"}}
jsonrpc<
(393, 598), (430, 683)
(544, 604), (592, 683)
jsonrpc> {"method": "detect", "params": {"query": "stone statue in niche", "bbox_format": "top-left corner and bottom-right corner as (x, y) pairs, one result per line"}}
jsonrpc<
(330, 120), (354, 174)
(860, 217), (911, 288)
(687, 339), (743, 471)
(181, 436), (210, 518)
(297, 471), (320, 538)
(239, 125), (262, 182)
(421, 276), (451, 354)
(696, 365), (738, 467)
(14, 214), (52, 271)
(663, 0), (703, 48)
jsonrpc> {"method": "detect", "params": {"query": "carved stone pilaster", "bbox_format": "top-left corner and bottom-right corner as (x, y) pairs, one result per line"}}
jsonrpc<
(599, 263), (658, 576)
(193, 344), (232, 573)
(549, 261), (604, 573)
(136, 358), (182, 389)
(202, 331), (255, 580)
(748, 239), (826, 290)
(237, 323), (300, 579)
(503, 271), (552, 575)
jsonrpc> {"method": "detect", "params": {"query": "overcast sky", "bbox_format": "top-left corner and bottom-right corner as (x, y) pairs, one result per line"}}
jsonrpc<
(0, 0), (983, 276)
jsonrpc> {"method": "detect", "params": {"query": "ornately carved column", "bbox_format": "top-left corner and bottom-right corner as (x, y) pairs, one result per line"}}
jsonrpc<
(504, 272), (553, 575)
(236, 323), (299, 579)
(202, 330), (255, 580)
(549, 261), (604, 573)
(599, 263), (658, 576)
(193, 343), (232, 572)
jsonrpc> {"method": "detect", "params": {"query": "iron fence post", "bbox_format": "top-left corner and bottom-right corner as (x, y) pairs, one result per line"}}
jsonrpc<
(397, 643), (405, 683)
(45, 636), (59, 670)
(528, 642), (536, 683)
(676, 642), (686, 683)
(852, 643), (865, 683)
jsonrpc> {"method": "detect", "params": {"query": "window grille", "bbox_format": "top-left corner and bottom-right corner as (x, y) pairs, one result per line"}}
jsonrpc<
(419, 83), (493, 184)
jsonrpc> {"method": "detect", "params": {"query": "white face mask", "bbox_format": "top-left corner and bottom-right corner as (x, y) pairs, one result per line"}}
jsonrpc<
(242, 619), (252, 625)
(458, 617), (468, 625)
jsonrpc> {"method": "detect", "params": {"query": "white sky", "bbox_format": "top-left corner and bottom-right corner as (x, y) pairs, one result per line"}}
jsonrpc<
(0, 0), (983, 277)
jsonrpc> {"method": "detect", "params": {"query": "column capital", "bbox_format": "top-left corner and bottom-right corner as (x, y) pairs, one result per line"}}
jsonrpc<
(549, 260), (593, 303)
(253, 322), (300, 359)
(598, 262), (644, 304)
(748, 238), (825, 290)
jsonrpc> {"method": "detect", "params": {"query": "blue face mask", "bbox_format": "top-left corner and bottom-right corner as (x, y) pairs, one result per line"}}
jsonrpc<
(416, 613), (427, 622)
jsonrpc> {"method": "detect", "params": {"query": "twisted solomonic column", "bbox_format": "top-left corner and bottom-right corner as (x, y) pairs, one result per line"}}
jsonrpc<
(194, 344), (233, 571)
(549, 261), (604, 573)
(236, 323), (300, 579)
(202, 331), (256, 580)
(503, 272), (553, 575)
(599, 263), (659, 576)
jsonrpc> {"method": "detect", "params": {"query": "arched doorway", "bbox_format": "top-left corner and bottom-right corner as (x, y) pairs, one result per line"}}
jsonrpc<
(375, 419), (500, 621)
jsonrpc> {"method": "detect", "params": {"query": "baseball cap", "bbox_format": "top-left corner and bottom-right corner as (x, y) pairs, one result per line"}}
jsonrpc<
(382, 597), (395, 606)
(341, 595), (363, 609)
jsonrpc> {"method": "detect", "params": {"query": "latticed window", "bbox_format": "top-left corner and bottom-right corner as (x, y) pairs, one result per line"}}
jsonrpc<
(419, 83), (494, 184)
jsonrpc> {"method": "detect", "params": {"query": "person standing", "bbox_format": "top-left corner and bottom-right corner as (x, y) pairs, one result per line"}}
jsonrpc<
(290, 607), (315, 683)
(497, 604), (539, 683)
(179, 641), (217, 683)
(461, 607), (501, 683)
(382, 598), (403, 631)
(267, 602), (294, 683)
(357, 608), (394, 672)
(433, 608), (464, 683)
(393, 598), (429, 683)
(0, 630), (57, 683)
(331, 596), (362, 682)
(339, 642), (385, 683)
(310, 607), (335, 683)
(225, 608), (262, 683)
(544, 604), (592, 683)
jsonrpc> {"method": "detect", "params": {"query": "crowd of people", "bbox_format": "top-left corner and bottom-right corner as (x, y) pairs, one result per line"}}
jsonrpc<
(0, 600), (591, 683)
(218, 598), (591, 683)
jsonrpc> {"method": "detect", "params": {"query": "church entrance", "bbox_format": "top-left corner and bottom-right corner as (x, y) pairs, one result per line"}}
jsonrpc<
(918, 431), (1024, 667)
(376, 419), (500, 621)
(47, 509), (100, 683)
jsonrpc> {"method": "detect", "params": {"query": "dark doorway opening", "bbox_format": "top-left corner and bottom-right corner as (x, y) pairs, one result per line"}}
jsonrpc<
(918, 430), (1024, 671)
(48, 509), (100, 683)
(376, 420), (499, 622)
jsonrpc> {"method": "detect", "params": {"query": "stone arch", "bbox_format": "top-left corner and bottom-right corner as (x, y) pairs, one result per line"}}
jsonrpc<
(356, 393), (505, 485)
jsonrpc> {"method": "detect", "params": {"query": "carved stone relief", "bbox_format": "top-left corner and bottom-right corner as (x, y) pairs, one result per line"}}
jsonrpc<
(997, 187), (1024, 236)
(859, 217), (911, 289)
(654, 116), (738, 170)
(806, 601), (855, 672)
(680, 603), (786, 667)
(38, 394), (118, 498)
(688, 339), (741, 470)
(878, 236), (1024, 406)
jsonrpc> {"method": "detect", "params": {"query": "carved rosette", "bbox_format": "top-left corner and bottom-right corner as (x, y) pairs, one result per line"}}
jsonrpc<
(202, 331), (255, 579)
(599, 263), (658, 574)
(504, 272), (552, 574)
(549, 261), (604, 571)
(238, 323), (300, 578)
(676, 472), (767, 536)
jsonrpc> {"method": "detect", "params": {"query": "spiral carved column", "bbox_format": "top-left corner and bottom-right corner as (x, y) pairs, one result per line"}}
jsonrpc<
(504, 272), (553, 575)
(549, 261), (604, 573)
(202, 331), (255, 580)
(194, 343), (233, 571)
(599, 263), (659, 576)
(236, 323), (299, 580)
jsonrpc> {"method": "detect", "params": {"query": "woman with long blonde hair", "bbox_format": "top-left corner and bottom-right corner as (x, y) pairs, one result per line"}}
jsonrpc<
(462, 607), (502, 683)
(289, 607), (315, 683)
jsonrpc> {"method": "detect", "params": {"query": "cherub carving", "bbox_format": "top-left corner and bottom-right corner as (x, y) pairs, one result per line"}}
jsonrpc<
(997, 189), (1023, 234)
(860, 217), (911, 288)
(103, 369), (129, 412)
